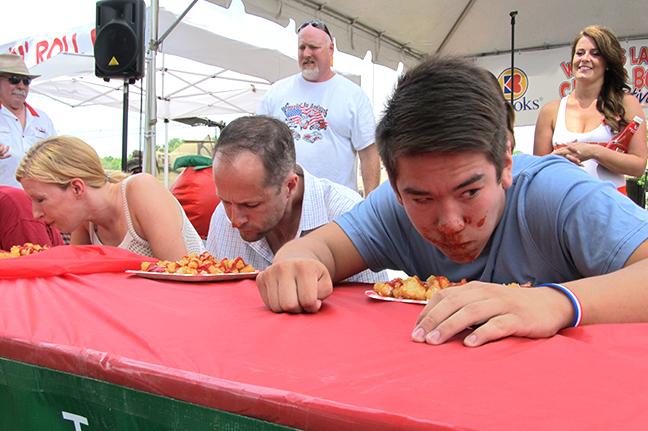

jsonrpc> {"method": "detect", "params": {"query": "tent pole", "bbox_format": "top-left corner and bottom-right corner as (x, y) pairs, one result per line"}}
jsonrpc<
(162, 52), (169, 188)
(144, 0), (159, 176)
(509, 11), (518, 106)
(164, 119), (169, 188)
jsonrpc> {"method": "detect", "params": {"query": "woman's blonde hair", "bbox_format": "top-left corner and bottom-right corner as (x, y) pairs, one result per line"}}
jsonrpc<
(15, 136), (128, 188)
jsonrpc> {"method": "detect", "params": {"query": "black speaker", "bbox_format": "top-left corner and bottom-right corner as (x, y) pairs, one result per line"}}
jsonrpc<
(95, 0), (145, 81)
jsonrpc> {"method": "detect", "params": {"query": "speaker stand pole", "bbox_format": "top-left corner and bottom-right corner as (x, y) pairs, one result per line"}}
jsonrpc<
(121, 79), (129, 172)
(509, 11), (518, 106)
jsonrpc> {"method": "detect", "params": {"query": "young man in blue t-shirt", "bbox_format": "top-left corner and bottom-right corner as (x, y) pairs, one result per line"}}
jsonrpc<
(256, 55), (648, 347)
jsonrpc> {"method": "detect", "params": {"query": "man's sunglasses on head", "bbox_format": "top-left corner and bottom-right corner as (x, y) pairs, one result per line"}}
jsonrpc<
(297, 20), (333, 40)
(2, 75), (32, 86)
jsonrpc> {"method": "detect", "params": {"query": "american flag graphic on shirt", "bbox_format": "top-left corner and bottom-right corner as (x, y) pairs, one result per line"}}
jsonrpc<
(281, 104), (328, 143)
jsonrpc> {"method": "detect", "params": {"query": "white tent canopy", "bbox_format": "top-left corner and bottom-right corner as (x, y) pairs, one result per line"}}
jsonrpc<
(29, 51), (272, 120)
(206, 0), (648, 70)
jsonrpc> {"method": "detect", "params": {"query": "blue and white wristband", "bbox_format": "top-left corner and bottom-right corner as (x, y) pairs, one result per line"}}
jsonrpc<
(537, 283), (582, 328)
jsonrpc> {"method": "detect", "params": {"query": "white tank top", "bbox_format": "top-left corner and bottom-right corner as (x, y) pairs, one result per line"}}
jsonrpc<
(88, 176), (204, 257)
(552, 96), (624, 187)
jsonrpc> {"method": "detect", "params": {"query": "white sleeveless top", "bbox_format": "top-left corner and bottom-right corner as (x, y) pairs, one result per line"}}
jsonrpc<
(88, 176), (205, 257)
(552, 96), (624, 187)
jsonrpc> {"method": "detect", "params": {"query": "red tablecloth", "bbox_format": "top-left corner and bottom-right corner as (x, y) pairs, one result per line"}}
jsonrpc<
(1, 246), (647, 430)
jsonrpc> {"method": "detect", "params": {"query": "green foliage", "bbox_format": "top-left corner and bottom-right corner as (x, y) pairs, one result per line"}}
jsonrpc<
(155, 138), (184, 152)
(168, 138), (183, 152)
(101, 156), (121, 171)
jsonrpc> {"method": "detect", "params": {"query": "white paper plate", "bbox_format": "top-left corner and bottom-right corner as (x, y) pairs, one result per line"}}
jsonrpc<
(364, 290), (428, 305)
(126, 270), (261, 282)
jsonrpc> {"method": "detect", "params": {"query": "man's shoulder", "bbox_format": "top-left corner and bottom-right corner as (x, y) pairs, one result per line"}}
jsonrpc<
(510, 153), (631, 213)
(24, 103), (51, 118)
(304, 168), (362, 202)
(268, 73), (301, 89)
(323, 74), (365, 95)
(301, 169), (362, 221)
(512, 153), (576, 182)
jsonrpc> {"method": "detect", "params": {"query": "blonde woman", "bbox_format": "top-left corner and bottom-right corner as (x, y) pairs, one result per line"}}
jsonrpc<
(15, 136), (204, 261)
(534, 25), (647, 193)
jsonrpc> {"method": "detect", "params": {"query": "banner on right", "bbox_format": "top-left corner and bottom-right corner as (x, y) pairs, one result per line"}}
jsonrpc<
(476, 39), (648, 126)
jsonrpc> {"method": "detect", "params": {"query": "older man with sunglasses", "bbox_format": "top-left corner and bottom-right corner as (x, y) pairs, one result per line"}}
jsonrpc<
(0, 54), (56, 188)
(257, 20), (381, 197)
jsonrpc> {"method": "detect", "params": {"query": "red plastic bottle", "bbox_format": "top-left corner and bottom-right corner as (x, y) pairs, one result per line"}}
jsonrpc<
(606, 116), (645, 153)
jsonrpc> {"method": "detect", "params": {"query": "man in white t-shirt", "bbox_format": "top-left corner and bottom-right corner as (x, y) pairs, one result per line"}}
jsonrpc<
(257, 20), (380, 196)
(0, 54), (56, 188)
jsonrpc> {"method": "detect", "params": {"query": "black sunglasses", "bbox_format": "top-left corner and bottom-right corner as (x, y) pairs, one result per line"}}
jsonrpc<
(297, 20), (332, 40)
(2, 75), (32, 86)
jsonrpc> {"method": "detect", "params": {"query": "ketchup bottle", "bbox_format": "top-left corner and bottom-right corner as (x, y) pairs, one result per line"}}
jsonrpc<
(606, 116), (645, 153)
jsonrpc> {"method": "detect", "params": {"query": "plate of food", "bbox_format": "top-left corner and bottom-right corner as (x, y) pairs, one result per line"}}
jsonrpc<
(368, 275), (530, 304)
(127, 252), (260, 282)
(126, 270), (261, 282)
(367, 274), (466, 304)
(0, 243), (52, 258)
(364, 290), (429, 304)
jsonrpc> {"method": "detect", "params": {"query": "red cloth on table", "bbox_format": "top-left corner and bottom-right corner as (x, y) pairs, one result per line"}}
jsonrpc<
(170, 166), (220, 239)
(0, 244), (154, 278)
(0, 185), (64, 252)
(2, 246), (648, 430)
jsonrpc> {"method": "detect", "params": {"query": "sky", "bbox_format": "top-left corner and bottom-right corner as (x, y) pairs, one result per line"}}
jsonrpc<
(1, 0), (401, 159)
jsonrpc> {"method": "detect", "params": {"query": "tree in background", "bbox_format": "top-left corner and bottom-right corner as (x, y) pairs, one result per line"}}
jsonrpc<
(100, 156), (121, 171)
(157, 138), (183, 153)
(100, 150), (145, 172)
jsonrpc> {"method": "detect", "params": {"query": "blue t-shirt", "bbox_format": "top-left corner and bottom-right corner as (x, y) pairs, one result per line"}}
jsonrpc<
(335, 154), (648, 285)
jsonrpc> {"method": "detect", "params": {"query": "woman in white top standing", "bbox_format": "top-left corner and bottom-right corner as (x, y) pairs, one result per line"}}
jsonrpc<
(534, 25), (646, 193)
(15, 136), (204, 261)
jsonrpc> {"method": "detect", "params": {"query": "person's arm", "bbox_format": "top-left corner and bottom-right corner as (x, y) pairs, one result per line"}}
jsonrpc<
(256, 221), (369, 313)
(358, 143), (381, 196)
(70, 222), (91, 245)
(412, 239), (648, 347)
(567, 97), (647, 177)
(533, 101), (559, 156)
(126, 174), (190, 261)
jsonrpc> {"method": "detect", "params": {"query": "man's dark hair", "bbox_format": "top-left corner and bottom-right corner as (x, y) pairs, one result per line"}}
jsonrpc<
(214, 115), (296, 191)
(376, 55), (509, 191)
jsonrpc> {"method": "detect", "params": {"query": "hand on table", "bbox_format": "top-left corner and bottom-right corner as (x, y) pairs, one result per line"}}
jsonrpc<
(411, 282), (575, 347)
(256, 258), (334, 313)
(0, 143), (11, 159)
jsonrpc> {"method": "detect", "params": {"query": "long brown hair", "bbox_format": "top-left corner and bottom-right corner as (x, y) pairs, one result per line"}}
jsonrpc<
(572, 25), (630, 132)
